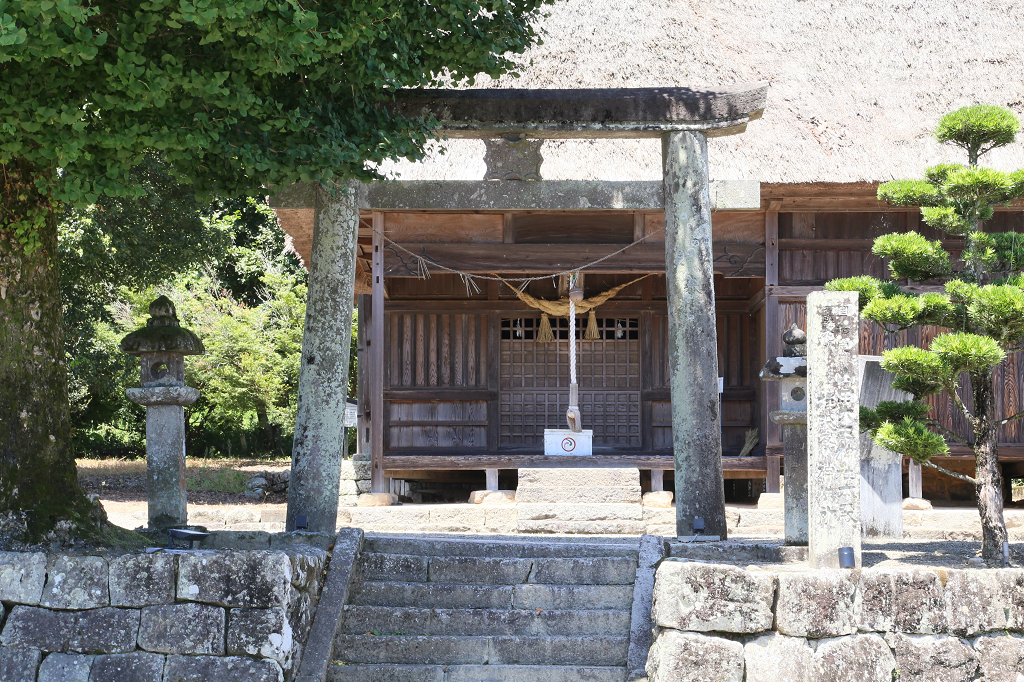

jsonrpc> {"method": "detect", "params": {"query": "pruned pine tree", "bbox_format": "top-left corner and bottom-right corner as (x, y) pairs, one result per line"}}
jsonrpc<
(827, 105), (1024, 563)
(0, 0), (552, 542)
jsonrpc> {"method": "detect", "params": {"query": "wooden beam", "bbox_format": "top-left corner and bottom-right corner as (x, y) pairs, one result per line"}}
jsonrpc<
(764, 210), (781, 453)
(381, 454), (769, 470)
(370, 212), (386, 493)
(383, 243), (765, 277)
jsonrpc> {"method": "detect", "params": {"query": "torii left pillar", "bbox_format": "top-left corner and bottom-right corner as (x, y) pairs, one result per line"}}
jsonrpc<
(286, 181), (360, 533)
(663, 131), (728, 539)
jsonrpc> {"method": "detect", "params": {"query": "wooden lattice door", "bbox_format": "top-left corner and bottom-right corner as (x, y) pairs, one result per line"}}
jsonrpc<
(499, 316), (640, 448)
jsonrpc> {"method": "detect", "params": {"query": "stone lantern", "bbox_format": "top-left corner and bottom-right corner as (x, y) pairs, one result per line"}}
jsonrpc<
(759, 324), (808, 544)
(120, 296), (205, 528)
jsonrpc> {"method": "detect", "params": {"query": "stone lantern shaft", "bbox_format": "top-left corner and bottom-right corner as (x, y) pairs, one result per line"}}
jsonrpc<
(120, 296), (204, 528)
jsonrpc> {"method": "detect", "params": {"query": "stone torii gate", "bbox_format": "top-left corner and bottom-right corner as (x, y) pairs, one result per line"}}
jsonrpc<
(278, 85), (769, 536)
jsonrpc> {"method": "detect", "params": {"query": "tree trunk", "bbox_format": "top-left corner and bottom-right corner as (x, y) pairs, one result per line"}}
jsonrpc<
(0, 189), (97, 540)
(972, 372), (1008, 563)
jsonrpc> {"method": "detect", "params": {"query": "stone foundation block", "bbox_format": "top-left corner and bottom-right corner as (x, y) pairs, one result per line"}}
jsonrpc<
(813, 634), (895, 682)
(339, 479), (359, 496)
(0, 605), (74, 651)
(515, 486), (642, 504)
(857, 568), (945, 633)
(517, 519), (646, 535)
(646, 630), (743, 682)
(37, 652), (92, 682)
(776, 571), (857, 638)
(41, 555), (108, 609)
(88, 652), (165, 682)
(737, 509), (784, 528)
(202, 530), (272, 550)
(281, 547), (328, 592)
(227, 607), (293, 665)
(68, 607), (140, 654)
(469, 490), (516, 505)
(884, 632), (978, 682)
(429, 506), (486, 530)
(0, 551), (46, 605)
(163, 654), (284, 682)
(138, 603), (225, 654)
(357, 493), (399, 507)
(287, 589), (316, 644)
(652, 561), (775, 633)
(643, 491), (674, 508)
(517, 503), (642, 522)
(356, 480), (372, 494)
(0, 645), (41, 682)
(972, 633), (1024, 682)
(744, 632), (815, 682)
(178, 550), (291, 607)
(108, 553), (175, 607)
(338, 494), (359, 508)
(756, 492), (784, 510)
(350, 507), (430, 529)
(902, 498), (933, 510)
(517, 468), (640, 489)
(943, 569), (1007, 636)
(994, 568), (1024, 630)
(188, 508), (225, 525)
(485, 507), (517, 533)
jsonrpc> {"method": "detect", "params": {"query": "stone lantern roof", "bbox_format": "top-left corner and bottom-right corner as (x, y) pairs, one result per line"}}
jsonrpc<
(119, 296), (205, 356)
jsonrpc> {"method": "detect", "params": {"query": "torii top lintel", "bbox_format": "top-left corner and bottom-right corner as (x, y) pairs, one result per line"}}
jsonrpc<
(386, 83), (768, 139)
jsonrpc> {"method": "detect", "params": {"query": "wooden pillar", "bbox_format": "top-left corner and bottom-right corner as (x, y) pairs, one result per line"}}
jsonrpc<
(286, 181), (359, 533)
(485, 469), (499, 491)
(370, 211), (386, 494)
(908, 460), (923, 498)
(356, 295), (370, 457)
(766, 455), (781, 493)
(806, 290), (861, 568)
(662, 131), (727, 539)
(649, 470), (664, 492)
(763, 208), (781, 455)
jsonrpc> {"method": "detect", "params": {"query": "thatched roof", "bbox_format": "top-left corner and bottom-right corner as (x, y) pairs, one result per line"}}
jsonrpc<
(379, 0), (1024, 184)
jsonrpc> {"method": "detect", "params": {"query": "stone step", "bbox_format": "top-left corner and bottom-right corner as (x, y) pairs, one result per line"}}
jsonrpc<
(349, 581), (633, 611)
(332, 635), (629, 666)
(357, 553), (638, 585)
(341, 606), (631, 636)
(363, 534), (640, 559)
(327, 664), (627, 682)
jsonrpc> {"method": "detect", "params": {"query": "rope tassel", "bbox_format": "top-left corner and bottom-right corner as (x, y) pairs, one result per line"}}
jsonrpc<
(537, 313), (554, 344)
(584, 309), (600, 340)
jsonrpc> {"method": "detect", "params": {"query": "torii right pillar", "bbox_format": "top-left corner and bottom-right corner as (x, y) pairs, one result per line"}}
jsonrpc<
(663, 131), (728, 539)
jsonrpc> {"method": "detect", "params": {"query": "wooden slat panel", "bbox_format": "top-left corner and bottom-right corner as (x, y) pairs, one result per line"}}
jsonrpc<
(384, 212), (503, 243)
(415, 314), (425, 386)
(382, 454), (771, 470)
(441, 314), (451, 385)
(429, 315), (438, 386)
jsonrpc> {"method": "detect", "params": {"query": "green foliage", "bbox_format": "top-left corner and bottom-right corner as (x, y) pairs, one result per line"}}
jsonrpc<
(860, 401), (931, 435)
(877, 179), (942, 207)
(825, 275), (901, 310)
(872, 232), (952, 282)
(880, 346), (950, 398)
(935, 105), (1020, 165)
(929, 332), (1005, 375)
(969, 285), (1024, 347)
(0, 0), (554, 246)
(875, 418), (949, 463)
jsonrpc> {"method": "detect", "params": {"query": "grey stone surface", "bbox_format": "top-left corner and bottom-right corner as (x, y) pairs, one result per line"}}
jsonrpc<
(138, 603), (225, 654)
(384, 84), (769, 139)
(444, 665), (629, 682)
(662, 130), (728, 539)
(0, 605), (75, 651)
(972, 633), (1024, 682)
(994, 568), (1024, 630)
(429, 557), (532, 585)
(38, 652), (92, 682)
(288, 588), (317, 644)
(177, 550), (291, 607)
(88, 652), (165, 682)
(514, 486), (642, 505)
(775, 571), (857, 638)
(483, 137), (543, 180)
(744, 632), (816, 682)
(202, 530), (272, 549)
(517, 468), (640, 489)
(361, 535), (639, 559)
(530, 557), (638, 585)
(884, 632), (978, 682)
(324, 664), (444, 682)
(859, 357), (907, 539)
(108, 553), (175, 607)
(487, 635), (627, 666)
(857, 568), (945, 633)
(227, 607), (293, 665)
(340, 606), (629, 637)
(351, 581), (514, 610)
(943, 569), (1007, 636)
(651, 561), (775, 633)
(163, 655), (284, 682)
(270, 532), (335, 551)
(626, 535), (665, 680)
(806, 290), (862, 568)
(782, 423), (809, 544)
(68, 607), (140, 654)
(333, 634), (487, 665)
(140, 403), (189, 528)
(513, 584), (633, 611)
(282, 546), (329, 591)
(287, 180), (359, 533)
(358, 553), (429, 582)
(297, 528), (363, 682)
(813, 634), (895, 682)
(645, 630), (743, 682)
(0, 551), (46, 605)
(41, 555), (108, 609)
(0, 646), (41, 682)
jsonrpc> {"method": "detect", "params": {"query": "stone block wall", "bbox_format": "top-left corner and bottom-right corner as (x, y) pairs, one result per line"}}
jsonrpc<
(0, 543), (328, 682)
(647, 560), (1024, 681)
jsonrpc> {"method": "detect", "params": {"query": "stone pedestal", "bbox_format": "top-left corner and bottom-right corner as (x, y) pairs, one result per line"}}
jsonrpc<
(516, 468), (643, 534)
(806, 291), (861, 568)
(859, 356), (908, 539)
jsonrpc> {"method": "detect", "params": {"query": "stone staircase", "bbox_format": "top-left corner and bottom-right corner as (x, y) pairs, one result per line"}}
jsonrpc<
(328, 534), (639, 682)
